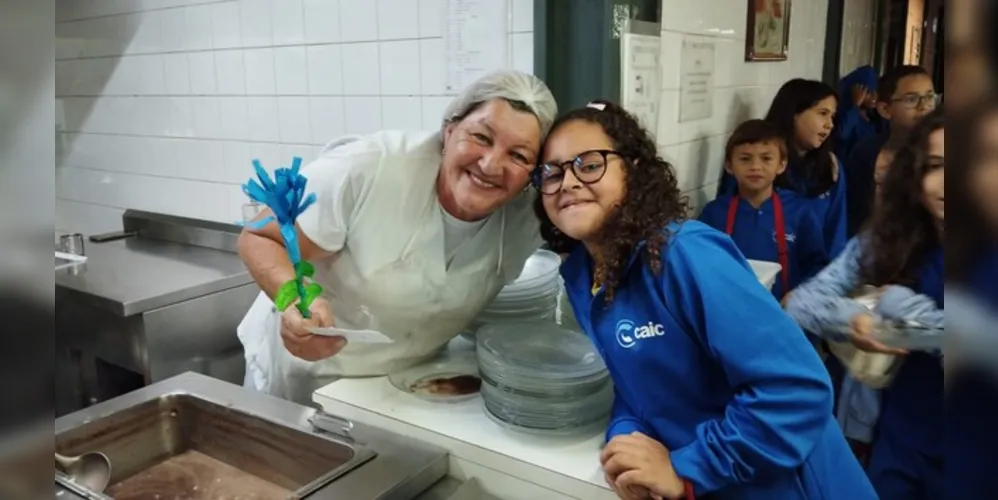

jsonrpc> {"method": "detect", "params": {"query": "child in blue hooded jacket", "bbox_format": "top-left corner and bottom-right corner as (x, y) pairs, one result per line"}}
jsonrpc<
(699, 119), (828, 302)
(835, 65), (883, 162)
(532, 100), (875, 500)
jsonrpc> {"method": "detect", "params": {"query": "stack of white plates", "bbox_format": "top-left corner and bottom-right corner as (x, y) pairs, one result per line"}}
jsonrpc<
(476, 321), (612, 436)
(476, 249), (562, 325)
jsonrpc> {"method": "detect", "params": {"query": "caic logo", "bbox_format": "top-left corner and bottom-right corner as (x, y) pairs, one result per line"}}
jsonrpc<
(615, 319), (666, 348)
(772, 231), (797, 244)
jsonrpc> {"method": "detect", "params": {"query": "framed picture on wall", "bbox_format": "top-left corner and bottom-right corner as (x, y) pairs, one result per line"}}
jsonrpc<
(746, 0), (792, 61)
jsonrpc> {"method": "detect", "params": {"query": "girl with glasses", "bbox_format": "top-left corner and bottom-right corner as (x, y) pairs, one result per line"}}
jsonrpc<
(845, 65), (939, 238)
(533, 100), (874, 500)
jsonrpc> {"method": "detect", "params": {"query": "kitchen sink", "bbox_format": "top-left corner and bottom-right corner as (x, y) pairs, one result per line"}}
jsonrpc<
(57, 393), (374, 499)
(54, 372), (448, 500)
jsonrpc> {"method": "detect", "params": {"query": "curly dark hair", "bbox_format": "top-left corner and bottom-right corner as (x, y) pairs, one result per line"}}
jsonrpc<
(858, 107), (944, 286)
(533, 100), (690, 302)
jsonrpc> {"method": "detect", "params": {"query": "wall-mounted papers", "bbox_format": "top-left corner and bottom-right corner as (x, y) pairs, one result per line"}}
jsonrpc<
(679, 39), (716, 122)
(443, 0), (510, 93)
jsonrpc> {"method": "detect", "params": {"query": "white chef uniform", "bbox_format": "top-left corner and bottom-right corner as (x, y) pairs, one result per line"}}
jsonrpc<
(236, 130), (541, 405)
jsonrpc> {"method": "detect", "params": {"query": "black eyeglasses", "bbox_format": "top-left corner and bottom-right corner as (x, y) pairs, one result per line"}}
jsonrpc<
(532, 149), (623, 195)
(891, 92), (940, 109)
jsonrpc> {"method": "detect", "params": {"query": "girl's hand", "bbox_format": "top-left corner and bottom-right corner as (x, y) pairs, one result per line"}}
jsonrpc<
(780, 291), (794, 309)
(851, 84), (870, 107)
(601, 432), (686, 500)
(848, 312), (908, 355)
(605, 471), (653, 500)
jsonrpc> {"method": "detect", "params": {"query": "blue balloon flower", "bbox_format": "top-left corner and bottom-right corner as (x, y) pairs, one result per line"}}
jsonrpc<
(242, 156), (317, 264)
(242, 156), (323, 317)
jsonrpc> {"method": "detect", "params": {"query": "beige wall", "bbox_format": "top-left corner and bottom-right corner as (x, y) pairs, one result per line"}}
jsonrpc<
(55, 0), (535, 234)
(655, 0), (829, 215)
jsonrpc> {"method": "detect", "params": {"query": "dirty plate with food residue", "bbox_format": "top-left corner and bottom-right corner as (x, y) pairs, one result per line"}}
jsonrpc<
(388, 352), (481, 403)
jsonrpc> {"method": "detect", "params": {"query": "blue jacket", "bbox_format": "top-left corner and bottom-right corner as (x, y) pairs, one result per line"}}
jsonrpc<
(698, 189), (828, 299)
(845, 132), (889, 237)
(786, 237), (944, 445)
(835, 66), (881, 162)
(718, 161), (848, 258)
(562, 221), (875, 500)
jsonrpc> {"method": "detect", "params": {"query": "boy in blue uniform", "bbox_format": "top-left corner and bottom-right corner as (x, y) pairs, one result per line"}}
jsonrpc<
(532, 100), (875, 500)
(845, 65), (938, 237)
(700, 120), (828, 302)
(718, 80), (848, 258)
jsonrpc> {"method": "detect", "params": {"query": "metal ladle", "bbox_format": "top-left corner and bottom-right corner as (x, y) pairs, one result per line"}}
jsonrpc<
(55, 452), (112, 492)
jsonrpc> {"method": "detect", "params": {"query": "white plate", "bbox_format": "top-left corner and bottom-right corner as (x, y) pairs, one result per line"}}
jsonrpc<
(388, 352), (481, 403)
(306, 327), (394, 344)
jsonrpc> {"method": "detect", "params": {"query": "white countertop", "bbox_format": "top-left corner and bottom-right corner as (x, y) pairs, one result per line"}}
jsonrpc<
(313, 263), (780, 499)
(314, 340), (616, 500)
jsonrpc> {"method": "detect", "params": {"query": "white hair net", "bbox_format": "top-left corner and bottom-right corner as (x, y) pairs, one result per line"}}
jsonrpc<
(441, 69), (558, 139)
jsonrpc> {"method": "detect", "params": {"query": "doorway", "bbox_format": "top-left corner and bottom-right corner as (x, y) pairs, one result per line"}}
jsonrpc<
(534, 0), (661, 109)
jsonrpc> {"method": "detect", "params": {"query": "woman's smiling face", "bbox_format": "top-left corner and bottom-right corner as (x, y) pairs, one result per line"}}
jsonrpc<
(539, 120), (627, 245)
(438, 99), (541, 221)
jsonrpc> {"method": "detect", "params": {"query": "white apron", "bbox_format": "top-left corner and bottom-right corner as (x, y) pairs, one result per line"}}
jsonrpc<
(237, 132), (539, 405)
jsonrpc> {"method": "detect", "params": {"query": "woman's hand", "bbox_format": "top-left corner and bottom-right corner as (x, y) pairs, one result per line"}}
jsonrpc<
(280, 297), (347, 361)
(600, 432), (686, 500)
(848, 312), (908, 355)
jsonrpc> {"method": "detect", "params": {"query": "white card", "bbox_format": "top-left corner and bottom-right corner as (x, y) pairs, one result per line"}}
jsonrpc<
(306, 327), (394, 344)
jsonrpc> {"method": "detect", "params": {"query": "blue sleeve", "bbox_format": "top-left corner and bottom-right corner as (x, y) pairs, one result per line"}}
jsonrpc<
(697, 200), (725, 231)
(874, 285), (944, 328)
(606, 387), (651, 442)
(661, 227), (834, 495)
(785, 237), (868, 341)
(825, 159), (849, 258)
(796, 206), (828, 284)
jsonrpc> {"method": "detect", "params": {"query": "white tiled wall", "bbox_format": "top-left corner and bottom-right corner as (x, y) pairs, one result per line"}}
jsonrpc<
(839, 0), (878, 75)
(655, 0), (829, 215)
(55, 0), (535, 234)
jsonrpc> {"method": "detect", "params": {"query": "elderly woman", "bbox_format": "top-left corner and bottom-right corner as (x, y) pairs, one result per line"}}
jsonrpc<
(236, 70), (557, 404)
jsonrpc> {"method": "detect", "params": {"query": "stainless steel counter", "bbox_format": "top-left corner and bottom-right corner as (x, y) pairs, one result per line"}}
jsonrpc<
(56, 213), (252, 317)
(55, 210), (257, 415)
(56, 236), (251, 316)
(55, 372), (449, 500)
